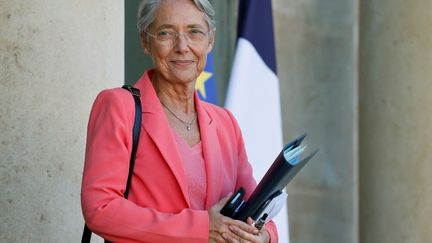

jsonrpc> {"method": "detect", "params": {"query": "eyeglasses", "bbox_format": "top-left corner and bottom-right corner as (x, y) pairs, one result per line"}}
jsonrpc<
(145, 29), (211, 46)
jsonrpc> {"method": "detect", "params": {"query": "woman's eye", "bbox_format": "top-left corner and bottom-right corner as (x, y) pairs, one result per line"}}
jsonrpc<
(189, 29), (205, 35)
(157, 31), (172, 38)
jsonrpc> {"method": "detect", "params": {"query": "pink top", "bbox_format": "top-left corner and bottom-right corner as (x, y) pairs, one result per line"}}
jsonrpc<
(173, 132), (207, 210)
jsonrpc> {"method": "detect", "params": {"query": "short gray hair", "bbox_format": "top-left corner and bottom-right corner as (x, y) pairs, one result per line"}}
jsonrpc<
(137, 0), (216, 34)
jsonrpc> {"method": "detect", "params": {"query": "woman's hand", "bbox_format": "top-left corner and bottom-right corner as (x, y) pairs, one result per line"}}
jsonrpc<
(222, 217), (270, 243)
(208, 193), (234, 242)
(208, 194), (268, 243)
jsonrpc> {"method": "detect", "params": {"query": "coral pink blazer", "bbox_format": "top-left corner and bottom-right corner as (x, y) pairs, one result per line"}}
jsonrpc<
(81, 70), (278, 242)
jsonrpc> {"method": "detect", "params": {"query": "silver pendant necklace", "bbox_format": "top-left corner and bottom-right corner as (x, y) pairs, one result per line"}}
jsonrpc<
(161, 102), (197, 131)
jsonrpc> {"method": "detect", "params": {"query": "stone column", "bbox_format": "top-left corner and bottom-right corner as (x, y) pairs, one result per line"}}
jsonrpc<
(274, 0), (359, 242)
(359, 0), (432, 242)
(0, 1), (124, 242)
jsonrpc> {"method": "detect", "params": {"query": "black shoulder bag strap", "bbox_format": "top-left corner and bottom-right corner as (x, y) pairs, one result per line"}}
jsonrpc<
(81, 85), (142, 243)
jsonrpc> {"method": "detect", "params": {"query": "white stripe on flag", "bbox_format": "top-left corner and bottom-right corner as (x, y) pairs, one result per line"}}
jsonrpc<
(226, 38), (289, 243)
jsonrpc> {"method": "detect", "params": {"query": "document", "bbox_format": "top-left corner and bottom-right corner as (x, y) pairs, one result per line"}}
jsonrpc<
(221, 134), (318, 224)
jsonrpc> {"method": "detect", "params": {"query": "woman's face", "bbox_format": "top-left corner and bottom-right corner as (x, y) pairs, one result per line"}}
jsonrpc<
(142, 0), (214, 85)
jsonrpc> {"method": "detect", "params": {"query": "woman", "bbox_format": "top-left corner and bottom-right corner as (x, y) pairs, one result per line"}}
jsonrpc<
(81, 0), (278, 242)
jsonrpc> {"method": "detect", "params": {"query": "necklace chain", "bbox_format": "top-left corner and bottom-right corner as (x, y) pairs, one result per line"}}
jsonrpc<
(161, 102), (197, 131)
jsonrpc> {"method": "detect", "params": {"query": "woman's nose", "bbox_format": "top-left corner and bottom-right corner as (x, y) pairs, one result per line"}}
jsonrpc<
(174, 34), (189, 51)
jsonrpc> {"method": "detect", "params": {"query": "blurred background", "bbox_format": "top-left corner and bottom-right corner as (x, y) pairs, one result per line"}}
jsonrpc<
(1, 0), (431, 242)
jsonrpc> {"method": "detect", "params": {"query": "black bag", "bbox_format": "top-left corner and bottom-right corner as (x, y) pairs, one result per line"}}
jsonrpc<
(81, 85), (142, 243)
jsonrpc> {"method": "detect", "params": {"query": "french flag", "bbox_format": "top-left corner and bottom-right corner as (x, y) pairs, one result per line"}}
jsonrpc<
(225, 0), (288, 242)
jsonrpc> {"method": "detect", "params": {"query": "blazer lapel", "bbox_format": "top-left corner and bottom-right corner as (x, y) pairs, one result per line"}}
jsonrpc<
(195, 94), (224, 209)
(134, 71), (190, 207)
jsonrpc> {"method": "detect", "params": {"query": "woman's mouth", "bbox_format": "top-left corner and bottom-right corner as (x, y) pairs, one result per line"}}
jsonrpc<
(171, 60), (194, 67)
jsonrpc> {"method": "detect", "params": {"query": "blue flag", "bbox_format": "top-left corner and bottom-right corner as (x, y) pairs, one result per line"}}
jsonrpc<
(196, 52), (217, 104)
(225, 0), (287, 242)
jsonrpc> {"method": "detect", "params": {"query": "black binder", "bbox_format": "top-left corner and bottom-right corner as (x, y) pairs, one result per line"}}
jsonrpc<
(221, 134), (318, 222)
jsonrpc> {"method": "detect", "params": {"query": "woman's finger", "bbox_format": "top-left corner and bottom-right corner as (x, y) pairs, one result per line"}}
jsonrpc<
(209, 230), (227, 243)
(229, 219), (259, 235)
(222, 232), (243, 243)
(228, 224), (260, 242)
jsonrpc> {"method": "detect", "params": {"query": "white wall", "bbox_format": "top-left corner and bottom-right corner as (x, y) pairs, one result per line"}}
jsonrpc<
(274, 0), (359, 242)
(359, 0), (432, 242)
(0, 1), (124, 242)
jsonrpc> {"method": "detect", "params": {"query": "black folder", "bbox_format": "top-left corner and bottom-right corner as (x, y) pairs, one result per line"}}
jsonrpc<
(221, 134), (318, 222)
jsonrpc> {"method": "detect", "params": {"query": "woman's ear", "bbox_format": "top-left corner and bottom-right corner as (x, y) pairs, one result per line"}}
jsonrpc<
(140, 32), (151, 56)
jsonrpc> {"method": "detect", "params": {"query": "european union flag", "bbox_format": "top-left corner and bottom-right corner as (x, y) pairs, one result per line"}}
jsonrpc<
(196, 51), (217, 104)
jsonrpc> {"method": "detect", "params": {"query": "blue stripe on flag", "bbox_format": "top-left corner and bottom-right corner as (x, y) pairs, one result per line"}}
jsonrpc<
(237, 0), (277, 73)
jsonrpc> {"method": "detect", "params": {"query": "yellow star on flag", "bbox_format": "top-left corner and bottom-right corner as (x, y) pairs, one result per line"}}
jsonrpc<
(195, 71), (213, 99)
